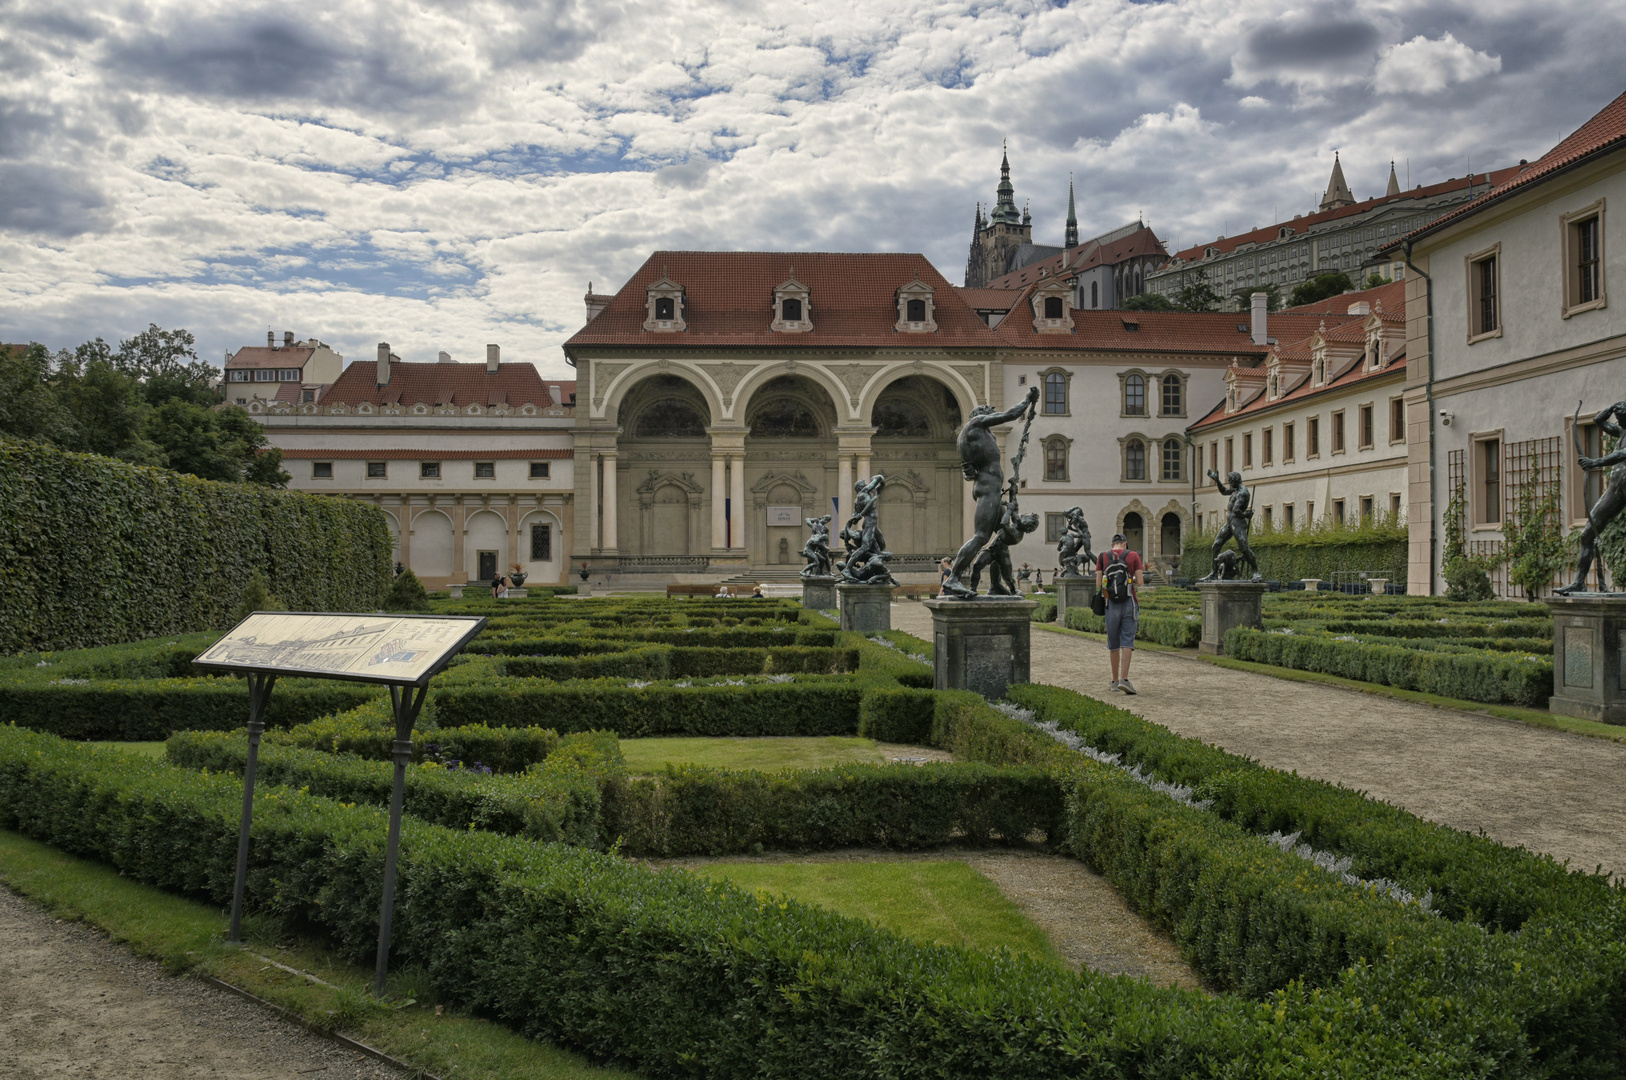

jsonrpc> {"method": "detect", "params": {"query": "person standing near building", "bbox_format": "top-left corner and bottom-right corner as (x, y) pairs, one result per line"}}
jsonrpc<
(1098, 533), (1144, 694)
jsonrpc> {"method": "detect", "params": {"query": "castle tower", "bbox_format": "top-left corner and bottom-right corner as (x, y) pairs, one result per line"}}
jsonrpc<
(1065, 175), (1079, 249)
(964, 143), (1033, 287)
(1320, 152), (1356, 211)
(1385, 160), (1401, 198)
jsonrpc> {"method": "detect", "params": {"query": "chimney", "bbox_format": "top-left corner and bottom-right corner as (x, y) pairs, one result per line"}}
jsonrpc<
(1250, 292), (1268, 346)
(283, 331), (294, 347)
(486, 344), (500, 374)
(584, 282), (610, 324)
(437, 351), (452, 363)
(549, 384), (561, 406)
(1346, 301), (1371, 316)
(376, 342), (391, 386)
(267, 330), (275, 348)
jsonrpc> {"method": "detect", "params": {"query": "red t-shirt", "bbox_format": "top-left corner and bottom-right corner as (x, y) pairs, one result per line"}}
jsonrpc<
(1100, 548), (1142, 602)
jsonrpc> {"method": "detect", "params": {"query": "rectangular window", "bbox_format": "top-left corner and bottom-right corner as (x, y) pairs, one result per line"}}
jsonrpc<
(254, 369), (276, 382)
(1358, 404), (1374, 450)
(1359, 496), (1374, 522)
(1044, 372), (1068, 415)
(228, 370), (250, 382)
(1284, 503), (1295, 528)
(1390, 492), (1402, 520)
(1469, 251), (1500, 337)
(1263, 505), (1274, 529)
(301, 389), (316, 404)
(366, 462), (387, 479)
(1307, 416), (1321, 457)
(1332, 499), (1346, 525)
(1262, 427), (1273, 466)
(1045, 513), (1068, 543)
(1572, 419), (1606, 524)
(1305, 499), (1314, 522)
(1331, 410), (1346, 453)
(1045, 439), (1068, 482)
(280, 368), (301, 381)
(1209, 441), (1218, 474)
(1389, 397), (1405, 443)
(530, 523), (552, 561)
(529, 461), (550, 479)
(312, 462), (333, 479)
(1478, 437), (1502, 525)
(1160, 375), (1183, 416)
(1225, 437), (1234, 475)
(1282, 422), (1295, 463)
(1567, 209), (1605, 313)
(420, 461), (441, 479)
(474, 462), (496, 479)
(1242, 432), (1253, 468)
(1161, 439), (1182, 482)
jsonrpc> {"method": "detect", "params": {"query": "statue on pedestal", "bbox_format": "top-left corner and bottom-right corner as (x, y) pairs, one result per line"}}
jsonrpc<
(837, 475), (897, 585)
(969, 491), (1040, 595)
(1056, 506), (1094, 578)
(800, 514), (833, 579)
(1198, 470), (1260, 581)
(1558, 400), (1626, 594)
(942, 386), (1041, 598)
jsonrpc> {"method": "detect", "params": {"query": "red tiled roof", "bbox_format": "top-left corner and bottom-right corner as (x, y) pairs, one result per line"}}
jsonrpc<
(985, 227), (1167, 291)
(1190, 351), (1406, 432)
(1398, 90), (1626, 245)
(956, 287), (1023, 310)
(227, 346), (316, 370)
(1169, 169), (1520, 265)
(994, 287), (1268, 356)
(1280, 278), (1406, 316)
(322, 361), (557, 408)
(563, 252), (1000, 350)
(279, 448), (572, 460)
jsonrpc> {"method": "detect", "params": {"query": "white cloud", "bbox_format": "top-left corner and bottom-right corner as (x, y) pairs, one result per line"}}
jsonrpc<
(1374, 33), (1501, 95)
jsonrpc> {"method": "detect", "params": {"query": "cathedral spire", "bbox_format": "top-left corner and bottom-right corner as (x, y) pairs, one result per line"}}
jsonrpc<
(1065, 173), (1079, 249)
(1385, 160), (1401, 198)
(1319, 152), (1355, 211)
(991, 140), (1021, 225)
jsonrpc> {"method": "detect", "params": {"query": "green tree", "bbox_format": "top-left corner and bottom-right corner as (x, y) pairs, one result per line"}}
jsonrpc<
(1288, 272), (1355, 308)
(1171, 280), (1224, 312)
(1228, 283), (1281, 312)
(217, 406), (290, 487)
(1366, 272), (1393, 289)
(52, 347), (161, 464)
(1121, 293), (1175, 312)
(142, 399), (243, 482)
(0, 343), (77, 446)
(115, 324), (219, 406)
(385, 568), (431, 612)
(231, 571), (287, 626)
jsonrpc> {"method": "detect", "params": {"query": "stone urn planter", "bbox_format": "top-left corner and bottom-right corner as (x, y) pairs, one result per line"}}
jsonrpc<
(1368, 578), (1388, 595)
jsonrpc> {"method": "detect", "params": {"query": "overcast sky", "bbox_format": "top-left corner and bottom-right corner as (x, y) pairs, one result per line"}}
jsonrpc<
(1, 0), (1618, 379)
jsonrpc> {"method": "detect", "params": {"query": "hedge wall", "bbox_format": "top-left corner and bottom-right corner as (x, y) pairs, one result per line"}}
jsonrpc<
(1180, 520), (1407, 584)
(0, 440), (394, 652)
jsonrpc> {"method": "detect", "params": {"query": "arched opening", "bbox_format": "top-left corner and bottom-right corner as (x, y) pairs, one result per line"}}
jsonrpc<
(1123, 512), (1145, 556)
(655, 297), (675, 320)
(744, 374), (840, 567)
(617, 374), (712, 558)
(413, 509), (453, 582)
(1090, 281), (1099, 308)
(868, 375), (961, 559)
(907, 298), (926, 321)
(520, 510), (559, 581)
(782, 297), (803, 322)
(1044, 296), (1064, 319)
(1125, 439), (1146, 481)
(465, 509), (508, 583)
(1160, 512), (1182, 563)
(1125, 374), (1145, 416)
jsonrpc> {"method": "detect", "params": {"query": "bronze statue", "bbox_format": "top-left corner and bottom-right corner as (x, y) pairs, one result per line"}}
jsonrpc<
(1557, 401), (1626, 594)
(1056, 506), (1094, 578)
(1199, 469), (1260, 581)
(838, 475), (896, 585)
(970, 491), (1040, 595)
(1212, 549), (1241, 581)
(800, 514), (833, 579)
(943, 386), (1041, 598)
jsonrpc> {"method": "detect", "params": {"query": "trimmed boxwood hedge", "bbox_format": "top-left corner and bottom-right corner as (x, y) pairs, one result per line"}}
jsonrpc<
(498, 645), (860, 681)
(1063, 606), (1203, 647)
(269, 700), (561, 773)
(0, 439), (393, 652)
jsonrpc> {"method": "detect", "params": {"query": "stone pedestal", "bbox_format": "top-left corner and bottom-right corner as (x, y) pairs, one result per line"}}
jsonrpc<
(1054, 576), (1095, 623)
(802, 575), (837, 610)
(1197, 581), (1267, 655)
(837, 582), (894, 632)
(575, 582), (592, 597)
(924, 597), (1038, 700)
(1300, 579), (1321, 592)
(446, 585), (463, 599)
(1545, 595), (1626, 725)
(505, 588), (529, 598)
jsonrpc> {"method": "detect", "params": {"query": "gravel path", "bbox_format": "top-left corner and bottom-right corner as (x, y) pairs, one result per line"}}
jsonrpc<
(644, 848), (1200, 989)
(893, 602), (1626, 879)
(0, 887), (403, 1080)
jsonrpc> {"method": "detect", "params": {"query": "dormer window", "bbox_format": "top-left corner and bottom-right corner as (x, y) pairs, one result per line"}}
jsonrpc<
(772, 271), (812, 333)
(644, 270), (687, 332)
(1031, 279), (1074, 334)
(894, 275), (937, 333)
(1044, 296), (1064, 319)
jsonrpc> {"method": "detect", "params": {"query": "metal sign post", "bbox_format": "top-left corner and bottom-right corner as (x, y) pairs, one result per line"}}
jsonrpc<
(193, 611), (486, 996)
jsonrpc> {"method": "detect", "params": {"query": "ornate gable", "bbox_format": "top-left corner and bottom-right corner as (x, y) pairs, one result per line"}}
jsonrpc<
(771, 270), (812, 333)
(1029, 275), (1074, 334)
(643, 270), (687, 333)
(894, 275), (937, 333)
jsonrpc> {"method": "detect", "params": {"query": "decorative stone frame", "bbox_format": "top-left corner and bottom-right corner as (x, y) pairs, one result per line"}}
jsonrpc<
(1030, 277), (1074, 334)
(1119, 369), (1150, 417)
(1156, 369), (1189, 418)
(894, 276), (937, 333)
(1469, 428), (1505, 531)
(772, 271), (813, 333)
(1038, 366), (1071, 416)
(1041, 434), (1072, 482)
(643, 271), (688, 333)
(1118, 433), (1152, 483)
(1330, 408), (1347, 456)
(635, 469), (705, 553)
(1155, 434), (1188, 483)
(1560, 198), (1607, 319)
(1464, 241), (1503, 344)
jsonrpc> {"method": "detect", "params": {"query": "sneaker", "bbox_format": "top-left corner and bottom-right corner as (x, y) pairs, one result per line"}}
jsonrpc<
(1108, 679), (1121, 692)
(1119, 679), (1137, 695)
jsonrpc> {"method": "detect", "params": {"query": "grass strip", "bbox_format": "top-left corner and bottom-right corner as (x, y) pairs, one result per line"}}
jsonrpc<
(0, 828), (635, 1080)
(618, 735), (889, 773)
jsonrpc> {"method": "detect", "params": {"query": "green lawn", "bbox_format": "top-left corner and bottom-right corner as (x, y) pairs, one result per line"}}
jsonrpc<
(686, 859), (1061, 964)
(618, 735), (890, 773)
(86, 741), (167, 757)
(0, 829), (636, 1080)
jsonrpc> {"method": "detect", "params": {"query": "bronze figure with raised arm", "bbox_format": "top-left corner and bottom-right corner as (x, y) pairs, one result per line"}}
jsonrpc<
(1557, 401), (1626, 594)
(1198, 469), (1260, 581)
(942, 385), (1041, 599)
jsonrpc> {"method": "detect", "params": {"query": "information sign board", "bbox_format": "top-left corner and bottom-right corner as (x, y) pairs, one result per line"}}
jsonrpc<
(193, 612), (485, 685)
(766, 505), (802, 527)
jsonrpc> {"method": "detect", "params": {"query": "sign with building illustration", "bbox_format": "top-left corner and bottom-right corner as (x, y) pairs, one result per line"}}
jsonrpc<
(193, 612), (487, 685)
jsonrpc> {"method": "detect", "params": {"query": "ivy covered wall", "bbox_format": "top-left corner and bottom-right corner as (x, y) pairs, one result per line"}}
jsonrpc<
(1180, 519), (1408, 586)
(0, 439), (394, 652)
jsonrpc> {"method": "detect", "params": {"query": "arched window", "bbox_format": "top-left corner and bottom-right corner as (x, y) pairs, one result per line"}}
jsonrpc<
(1161, 438), (1183, 481)
(1045, 438), (1067, 481)
(782, 298), (803, 322)
(654, 297), (675, 320)
(906, 298), (926, 321)
(1124, 374), (1146, 415)
(1125, 439), (1146, 481)
(1044, 296), (1064, 319)
(1123, 512), (1144, 554)
(1044, 371), (1067, 415)
(1160, 374), (1183, 416)
(1160, 512), (1182, 557)
(1090, 281), (1099, 308)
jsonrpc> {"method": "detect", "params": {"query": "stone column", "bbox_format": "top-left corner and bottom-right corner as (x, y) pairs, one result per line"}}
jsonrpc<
(602, 451), (619, 551)
(857, 454), (871, 484)
(451, 496), (466, 583)
(710, 452), (727, 550)
(397, 497), (411, 570)
(838, 455), (853, 519)
(1197, 580), (1266, 655)
(506, 495), (520, 573)
(729, 452), (746, 551)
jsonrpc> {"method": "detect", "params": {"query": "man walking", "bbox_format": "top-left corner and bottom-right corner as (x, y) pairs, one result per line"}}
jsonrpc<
(1098, 533), (1144, 694)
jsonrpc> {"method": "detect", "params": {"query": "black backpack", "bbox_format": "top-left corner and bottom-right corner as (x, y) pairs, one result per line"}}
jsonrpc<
(1103, 551), (1132, 603)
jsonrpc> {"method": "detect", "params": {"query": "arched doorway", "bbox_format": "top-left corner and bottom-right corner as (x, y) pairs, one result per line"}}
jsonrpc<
(869, 375), (960, 559)
(1160, 512), (1182, 561)
(616, 375), (711, 557)
(744, 375), (838, 567)
(413, 510), (453, 581)
(1122, 512), (1145, 557)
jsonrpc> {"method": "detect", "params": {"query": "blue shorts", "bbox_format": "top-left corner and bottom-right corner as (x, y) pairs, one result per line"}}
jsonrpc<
(1104, 600), (1138, 651)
